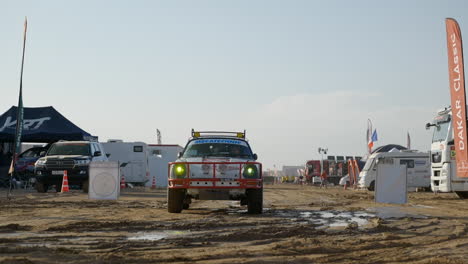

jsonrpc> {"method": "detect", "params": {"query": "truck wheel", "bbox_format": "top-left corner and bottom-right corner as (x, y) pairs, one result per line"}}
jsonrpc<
(368, 181), (375, 191)
(36, 182), (48, 193)
(82, 180), (89, 193)
(247, 188), (263, 214)
(168, 189), (185, 213)
(455, 191), (468, 199)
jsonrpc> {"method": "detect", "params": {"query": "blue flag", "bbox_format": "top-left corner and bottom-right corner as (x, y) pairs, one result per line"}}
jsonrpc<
(371, 129), (378, 142)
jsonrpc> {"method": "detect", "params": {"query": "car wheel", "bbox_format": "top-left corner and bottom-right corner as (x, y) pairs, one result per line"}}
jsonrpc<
(455, 191), (468, 199)
(36, 182), (48, 193)
(168, 189), (185, 213)
(82, 180), (89, 193)
(247, 188), (263, 214)
(368, 181), (375, 191)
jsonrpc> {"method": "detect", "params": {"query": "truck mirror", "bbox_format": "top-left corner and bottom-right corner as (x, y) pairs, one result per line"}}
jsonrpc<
(425, 123), (431, 130)
(177, 152), (182, 158)
(253, 153), (258, 160)
(39, 151), (46, 157)
(106, 153), (111, 158)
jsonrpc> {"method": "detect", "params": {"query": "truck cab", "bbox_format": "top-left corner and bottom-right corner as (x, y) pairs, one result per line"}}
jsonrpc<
(427, 107), (468, 198)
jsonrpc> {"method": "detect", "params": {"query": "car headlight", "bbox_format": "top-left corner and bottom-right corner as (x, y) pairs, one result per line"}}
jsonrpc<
(171, 164), (187, 179)
(75, 159), (91, 165)
(35, 159), (46, 166)
(243, 164), (259, 179)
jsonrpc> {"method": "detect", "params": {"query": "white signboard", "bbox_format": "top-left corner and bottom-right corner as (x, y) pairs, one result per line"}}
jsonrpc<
(375, 163), (407, 204)
(148, 156), (168, 187)
(88, 161), (120, 200)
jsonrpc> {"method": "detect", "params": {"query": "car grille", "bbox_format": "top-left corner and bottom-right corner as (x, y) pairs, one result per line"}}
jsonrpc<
(45, 159), (75, 169)
(432, 152), (442, 163)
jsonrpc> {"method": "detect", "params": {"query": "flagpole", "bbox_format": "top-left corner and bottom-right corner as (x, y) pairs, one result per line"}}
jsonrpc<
(8, 17), (28, 199)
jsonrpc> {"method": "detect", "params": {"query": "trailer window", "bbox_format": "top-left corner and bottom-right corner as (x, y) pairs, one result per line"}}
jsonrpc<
(400, 159), (414, 168)
(134, 146), (143, 152)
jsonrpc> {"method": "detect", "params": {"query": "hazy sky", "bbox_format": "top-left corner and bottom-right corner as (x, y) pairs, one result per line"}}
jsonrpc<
(1, 0), (468, 169)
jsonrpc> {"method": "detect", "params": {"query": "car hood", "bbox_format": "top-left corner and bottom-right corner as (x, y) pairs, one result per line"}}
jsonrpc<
(43, 155), (91, 160)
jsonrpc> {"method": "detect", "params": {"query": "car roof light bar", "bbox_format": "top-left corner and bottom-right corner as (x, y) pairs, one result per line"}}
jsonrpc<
(191, 129), (246, 139)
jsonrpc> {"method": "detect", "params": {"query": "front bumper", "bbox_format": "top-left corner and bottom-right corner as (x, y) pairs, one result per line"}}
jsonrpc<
(168, 161), (263, 190)
(35, 167), (89, 185)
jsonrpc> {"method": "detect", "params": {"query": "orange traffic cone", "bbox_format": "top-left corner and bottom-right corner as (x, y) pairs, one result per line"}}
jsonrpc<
(120, 171), (126, 189)
(61, 170), (70, 193)
(151, 173), (156, 189)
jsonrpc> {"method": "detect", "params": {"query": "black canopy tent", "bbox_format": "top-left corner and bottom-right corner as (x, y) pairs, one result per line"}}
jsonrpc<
(0, 106), (95, 143)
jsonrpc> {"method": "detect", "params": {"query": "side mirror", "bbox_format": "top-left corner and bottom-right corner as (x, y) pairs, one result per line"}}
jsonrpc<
(425, 123), (431, 130)
(177, 152), (182, 158)
(106, 153), (111, 158)
(94, 151), (102, 157)
(39, 151), (46, 157)
(253, 153), (258, 160)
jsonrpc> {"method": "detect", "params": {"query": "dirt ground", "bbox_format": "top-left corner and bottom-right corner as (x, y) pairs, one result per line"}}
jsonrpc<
(1, 184), (468, 264)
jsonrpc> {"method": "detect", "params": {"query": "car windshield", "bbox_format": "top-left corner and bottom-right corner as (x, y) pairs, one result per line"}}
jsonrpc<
(362, 158), (374, 171)
(432, 121), (450, 142)
(47, 143), (91, 156)
(182, 139), (253, 159)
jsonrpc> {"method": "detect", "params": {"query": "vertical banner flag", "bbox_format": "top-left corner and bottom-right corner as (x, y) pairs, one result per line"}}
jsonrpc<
(8, 18), (28, 176)
(368, 129), (377, 151)
(446, 18), (468, 178)
(407, 131), (411, 150)
(367, 119), (373, 154)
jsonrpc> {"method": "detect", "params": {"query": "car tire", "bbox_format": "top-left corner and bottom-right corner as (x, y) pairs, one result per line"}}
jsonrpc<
(82, 180), (89, 193)
(455, 191), (468, 199)
(36, 182), (48, 193)
(168, 189), (185, 213)
(247, 188), (263, 214)
(368, 181), (375, 191)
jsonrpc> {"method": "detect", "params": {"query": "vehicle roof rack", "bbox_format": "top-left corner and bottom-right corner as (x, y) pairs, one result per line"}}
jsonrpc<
(191, 129), (246, 139)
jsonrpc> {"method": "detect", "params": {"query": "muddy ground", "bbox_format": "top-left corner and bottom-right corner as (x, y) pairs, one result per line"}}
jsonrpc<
(0, 184), (468, 264)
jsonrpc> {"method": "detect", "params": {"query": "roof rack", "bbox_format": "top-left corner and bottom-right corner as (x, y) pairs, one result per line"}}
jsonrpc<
(191, 129), (246, 139)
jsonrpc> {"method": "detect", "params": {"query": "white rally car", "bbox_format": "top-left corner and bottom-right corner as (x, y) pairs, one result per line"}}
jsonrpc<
(167, 130), (263, 214)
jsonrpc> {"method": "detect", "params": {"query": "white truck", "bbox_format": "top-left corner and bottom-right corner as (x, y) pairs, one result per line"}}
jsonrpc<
(426, 106), (468, 198)
(358, 150), (431, 191)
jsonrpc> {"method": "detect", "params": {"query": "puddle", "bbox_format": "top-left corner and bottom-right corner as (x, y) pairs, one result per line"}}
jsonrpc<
(368, 207), (428, 219)
(272, 210), (375, 229)
(127, 230), (189, 241)
(411, 204), (434, 209)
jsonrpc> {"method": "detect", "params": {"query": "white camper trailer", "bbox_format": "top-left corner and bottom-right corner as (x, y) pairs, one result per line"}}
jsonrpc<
(101, 140), (149, 186)
(358, 150), (431, 191)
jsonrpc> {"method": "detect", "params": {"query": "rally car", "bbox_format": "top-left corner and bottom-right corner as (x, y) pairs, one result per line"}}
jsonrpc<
(167, 130), (262, 214)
